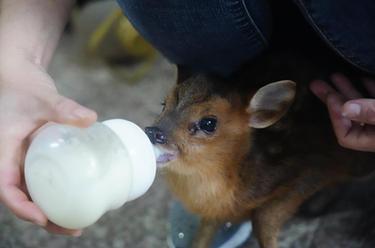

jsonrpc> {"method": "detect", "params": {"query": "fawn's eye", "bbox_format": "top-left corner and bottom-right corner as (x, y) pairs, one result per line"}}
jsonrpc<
(198, 116), (217, 134)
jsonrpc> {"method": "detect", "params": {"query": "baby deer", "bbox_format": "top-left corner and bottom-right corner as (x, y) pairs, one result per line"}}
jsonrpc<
(146, 53), (375, 248)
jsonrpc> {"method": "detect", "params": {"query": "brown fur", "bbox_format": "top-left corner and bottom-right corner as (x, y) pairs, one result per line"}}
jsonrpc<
(148, 1), (375, 246)
(150, 50), (375, 248)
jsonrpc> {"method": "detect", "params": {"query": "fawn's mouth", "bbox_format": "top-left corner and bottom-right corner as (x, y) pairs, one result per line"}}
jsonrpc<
(153, 145), (178, 168)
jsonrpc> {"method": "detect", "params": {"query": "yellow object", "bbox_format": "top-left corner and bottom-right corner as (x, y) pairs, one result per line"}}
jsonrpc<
(87, 9), (156, 81)
(87, 10), (123, 54)
(115, 13), (155, 59)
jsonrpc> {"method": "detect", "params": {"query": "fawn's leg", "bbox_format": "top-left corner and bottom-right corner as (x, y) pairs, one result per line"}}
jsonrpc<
(251, 168), (339, 248)
(192, 219), (220, 248)
(251, 192), (310, 248)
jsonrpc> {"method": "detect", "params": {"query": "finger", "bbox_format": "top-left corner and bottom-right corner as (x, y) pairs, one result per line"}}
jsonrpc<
(310, 80), (338, 103)
(331, 73), (362, 99)
(46, 95), (97, 128)
(44, 222), (82, 237)
(359, 125), (375, 152)
(333, 120), (375, 152)
(0, 183), (47, 226)
(363, 78), (375, 97)
(325, 93), (353, 146)
(324, 96), (375, 152)
(0, 142), (47, 226)
(342, 99), (375, 125)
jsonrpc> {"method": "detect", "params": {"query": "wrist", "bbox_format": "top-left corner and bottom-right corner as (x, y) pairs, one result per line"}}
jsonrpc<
(0, 0), (76, 70)
(0, 32), (54, 72)
(0, 51), (49, 90)
(1, 46), (47, 71)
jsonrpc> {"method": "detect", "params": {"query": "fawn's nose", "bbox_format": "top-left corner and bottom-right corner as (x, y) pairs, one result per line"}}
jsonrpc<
(145, 127), (168, 144)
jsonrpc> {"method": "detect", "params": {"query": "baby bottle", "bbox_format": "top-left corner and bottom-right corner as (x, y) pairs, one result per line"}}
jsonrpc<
(24, 119), (156, 229)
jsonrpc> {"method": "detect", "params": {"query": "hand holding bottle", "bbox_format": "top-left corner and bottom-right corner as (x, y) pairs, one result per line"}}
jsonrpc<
(0, 58), (97, 235)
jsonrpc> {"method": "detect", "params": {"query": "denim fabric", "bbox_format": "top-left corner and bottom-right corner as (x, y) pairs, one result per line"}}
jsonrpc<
(117, 0), (375, 75)
(117, 0), (271, 76)
(295, 0), (375, 74)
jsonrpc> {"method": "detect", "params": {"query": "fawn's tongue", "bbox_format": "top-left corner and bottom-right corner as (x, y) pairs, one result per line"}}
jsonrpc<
(153, 146), (177, 167)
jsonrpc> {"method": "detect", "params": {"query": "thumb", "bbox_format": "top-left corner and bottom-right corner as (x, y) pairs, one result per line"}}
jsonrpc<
(46, 95), (97, 128)
(342, 99), (375, 125)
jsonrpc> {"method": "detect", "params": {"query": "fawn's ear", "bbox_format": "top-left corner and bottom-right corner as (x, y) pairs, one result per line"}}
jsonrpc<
(247, 80), (296, 128)
(176, 65), (194, 84)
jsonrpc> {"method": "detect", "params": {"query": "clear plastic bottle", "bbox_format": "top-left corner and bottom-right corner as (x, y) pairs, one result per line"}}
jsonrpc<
(25, 119), (156, 229)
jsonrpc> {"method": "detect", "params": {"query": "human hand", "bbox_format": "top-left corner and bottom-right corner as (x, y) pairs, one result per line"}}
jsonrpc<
(0, 59), (97, 235)
(310, 73), (375, 152)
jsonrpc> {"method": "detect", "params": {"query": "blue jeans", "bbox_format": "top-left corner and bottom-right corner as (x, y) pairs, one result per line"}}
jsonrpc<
(295, 0), (375, 75)
(117, 0), (375, 76)
(117, 0), (271, 75)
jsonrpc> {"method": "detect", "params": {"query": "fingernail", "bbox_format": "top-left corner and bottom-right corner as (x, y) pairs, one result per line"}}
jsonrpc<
(73, 108), (94, 119)
(343, 103), (361, 117)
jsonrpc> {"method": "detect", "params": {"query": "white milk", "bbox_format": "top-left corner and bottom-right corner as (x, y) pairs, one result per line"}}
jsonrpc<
(25, 119), (156, 229)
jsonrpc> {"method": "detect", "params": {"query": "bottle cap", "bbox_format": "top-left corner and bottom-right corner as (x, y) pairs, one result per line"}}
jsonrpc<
(103, 119), (156, 201)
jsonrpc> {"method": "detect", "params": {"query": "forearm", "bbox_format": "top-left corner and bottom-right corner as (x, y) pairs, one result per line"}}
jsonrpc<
(0, 0), (75, 69)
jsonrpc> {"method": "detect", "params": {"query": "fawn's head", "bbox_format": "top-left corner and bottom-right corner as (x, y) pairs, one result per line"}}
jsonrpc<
(146, 68), (296, 175)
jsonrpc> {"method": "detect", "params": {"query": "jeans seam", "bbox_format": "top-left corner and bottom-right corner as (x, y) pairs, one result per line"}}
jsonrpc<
(240, 0), (268, 47)
(224, 0), (268, 49)
(294, 0), (373, 73)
